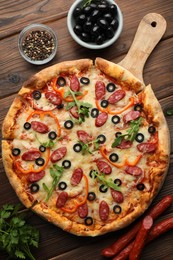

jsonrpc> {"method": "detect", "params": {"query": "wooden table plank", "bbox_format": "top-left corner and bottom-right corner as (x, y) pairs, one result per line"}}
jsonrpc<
(0, 1), (173, 260)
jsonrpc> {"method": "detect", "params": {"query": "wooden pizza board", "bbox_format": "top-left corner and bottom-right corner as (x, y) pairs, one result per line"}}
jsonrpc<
(118, 13), (167, 84)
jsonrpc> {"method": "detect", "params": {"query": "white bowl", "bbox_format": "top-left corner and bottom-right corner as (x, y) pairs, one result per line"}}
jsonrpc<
(18, 23), (58, 65)
(67, 0), (123, 50)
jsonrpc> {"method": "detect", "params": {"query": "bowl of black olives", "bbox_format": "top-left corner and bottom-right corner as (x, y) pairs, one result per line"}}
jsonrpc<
(67, 0), (123, 49)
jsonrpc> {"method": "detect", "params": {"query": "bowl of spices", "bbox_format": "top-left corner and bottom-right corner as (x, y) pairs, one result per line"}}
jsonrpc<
(18, 23), (58, 65)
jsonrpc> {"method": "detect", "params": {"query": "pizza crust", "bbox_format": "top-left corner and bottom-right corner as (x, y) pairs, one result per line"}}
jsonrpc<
(95, 57), (145, 92)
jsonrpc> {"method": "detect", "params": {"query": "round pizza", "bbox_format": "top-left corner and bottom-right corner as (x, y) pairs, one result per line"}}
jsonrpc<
(2, 58), (170, 236)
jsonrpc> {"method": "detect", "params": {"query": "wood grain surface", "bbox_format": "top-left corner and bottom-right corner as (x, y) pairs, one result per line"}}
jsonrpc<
(0, 0), (173, 259)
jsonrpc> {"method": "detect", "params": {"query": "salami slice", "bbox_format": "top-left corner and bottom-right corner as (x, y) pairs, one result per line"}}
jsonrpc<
(125, 165), (143, 176)
(71, 168), (83, 186)
(56, 191), (68, 208)
(78, 202), (88, 218)
(70, 75), (80, 92)
(70, 106), (79, 119)
(28, 170), (45, 182)
(22, 149), (41, 161)
(107, 89), (125, 104)
(137, 142), (157, 153)
(95, 112), (108, 127)
(111, 189), (124, 203)
(31, 121), (49, 133)
(123, 110), (140, 123)
(45, 92), (62, 105)
(96, 160), (112, 174)
(77, 130), (92, 143)
(50, 147), (67, 163)
(95, 81), (106, 100)
(117, 139), (132, 149)
(99, 200), (109, 221)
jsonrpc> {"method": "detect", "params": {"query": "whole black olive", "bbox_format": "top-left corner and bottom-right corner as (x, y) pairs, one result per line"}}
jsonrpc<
(81, 32), (91, 42)
(111, 18), (119, 31)
(90, 9), (101, 23)
(109, 4), (118, 16)
(104, 13), (114, 23)
(106, 26), (115, 39)
(77, 14), (87, 25)
(91, 25), (101, 36)
(73, 6), (82, 17)
(74, 24), (83, 36)
(95, 34), (105, 45)
(83, 21), (92, 33)
(97, 18), (108, 30)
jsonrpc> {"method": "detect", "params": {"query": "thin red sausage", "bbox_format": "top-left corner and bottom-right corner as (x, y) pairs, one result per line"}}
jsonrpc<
(22, 149), (41, 161)
(101, 195), (173, 258)
(107, 89), (125, 104)
(78, 202), (88, 218)
(77, 130), (92, 143)
(137, 142), (157, 153)
(129, 215), (153, 260)
(50, 147), (67, 163)
(125, 166), (143, 176)
(70, 106), (79, 119)
(117, 139), (132, 149)
(95, 112), (108, 127)
(111, 189), (124, 203)
(95, 81), (106, 100)
(56, 191), (68, 208)
(45, 92), (62, 105)
(28, 170), (45, 182)
(70, 75), (80, 92)
(113, 217), (173, 260)
(123, 110), (140, 124)
(71, 168), (83, 186)
(96, 160), (112, 175)
(99, 200), (109, 221)
(31, 121), (49, 133)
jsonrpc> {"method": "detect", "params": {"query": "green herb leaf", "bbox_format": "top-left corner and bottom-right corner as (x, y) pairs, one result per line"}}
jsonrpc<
(112, 117), (143, 148)
(0, 204), (39, 260)
(43, 164), (64, 201)
(92, 171), (121, 191)
(78, 138), (100, 155)
(41, 140), (55, 148)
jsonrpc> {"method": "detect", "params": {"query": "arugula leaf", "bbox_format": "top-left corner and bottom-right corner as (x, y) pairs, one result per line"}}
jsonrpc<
(92, 171), (121, 191)
(43, 164), (64, 201)
(78, 138), (100, 155)
(65, 88), (92, 124)
(83, 0), (93, 7)
(0, 204), (39, 260)
(112, 117), (143, 148)
(41, 140), (55, 148)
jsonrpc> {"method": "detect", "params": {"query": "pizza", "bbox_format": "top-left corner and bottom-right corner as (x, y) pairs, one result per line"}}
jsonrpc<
(2, 58), (170, 236)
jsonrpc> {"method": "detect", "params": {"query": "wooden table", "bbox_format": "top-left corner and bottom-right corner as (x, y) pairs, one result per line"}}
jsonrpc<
(0, 1), (173, 259)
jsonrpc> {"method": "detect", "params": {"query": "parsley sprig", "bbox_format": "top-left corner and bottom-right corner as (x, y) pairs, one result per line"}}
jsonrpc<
(78, 138), (100, 155)
(0, 204), (39, 260)
(43, 164), (64, 201)
(112, 117), (143, 148)
(91, 170), (121, 191)
(65, 88), (92, 124)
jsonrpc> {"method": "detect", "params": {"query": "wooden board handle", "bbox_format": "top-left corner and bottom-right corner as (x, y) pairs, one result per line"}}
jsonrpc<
(118, 13), (167, 83)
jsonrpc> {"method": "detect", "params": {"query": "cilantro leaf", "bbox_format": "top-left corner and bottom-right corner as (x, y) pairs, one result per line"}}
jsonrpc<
(43, 164), (64, 201)
(112, 117), (143, 148)
(0, 204), (39, 260)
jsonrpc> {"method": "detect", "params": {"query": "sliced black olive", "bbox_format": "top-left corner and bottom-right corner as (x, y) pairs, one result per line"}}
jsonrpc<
(48, 131), (57, 140)
(134, 103), (143, 112)
(115, 131), (122, 138)
(91, 108), (99, 118)
(32, 90), (41, 100)
(58, 181), (67, 190)
(135, 133), (144, 143)
(74, 24), (83, 36)
(39, 145), (46, 153)
(113, 205), (122, 214)
(87, 192), (96, 201)
(84, 216), (93, 226)
(57, 77), (66, 87)
(148, 125), (156, 134)
(12, 148), (21, 156)
(101, 100), (109, 108)
(112, 115), (120, 124)
(99, 184), (108, 193)
(137, 183), (145, 191)
(24, 122), (31, 130)
(106, 82), (116, 92)
(57, 104), (64, 109)
(64, 120), (74, 129)
(80, 77), (90, 85)
(114, 178), (122, 186)
(62, 160), (71, 169)
(109, 153), (119, 162)
(35, 157), (45, 166)
(97, 134), (106, 144)
(73, 143), (82, 153)
(89, 170), (97, 179)
(30, 183), (39, 193)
